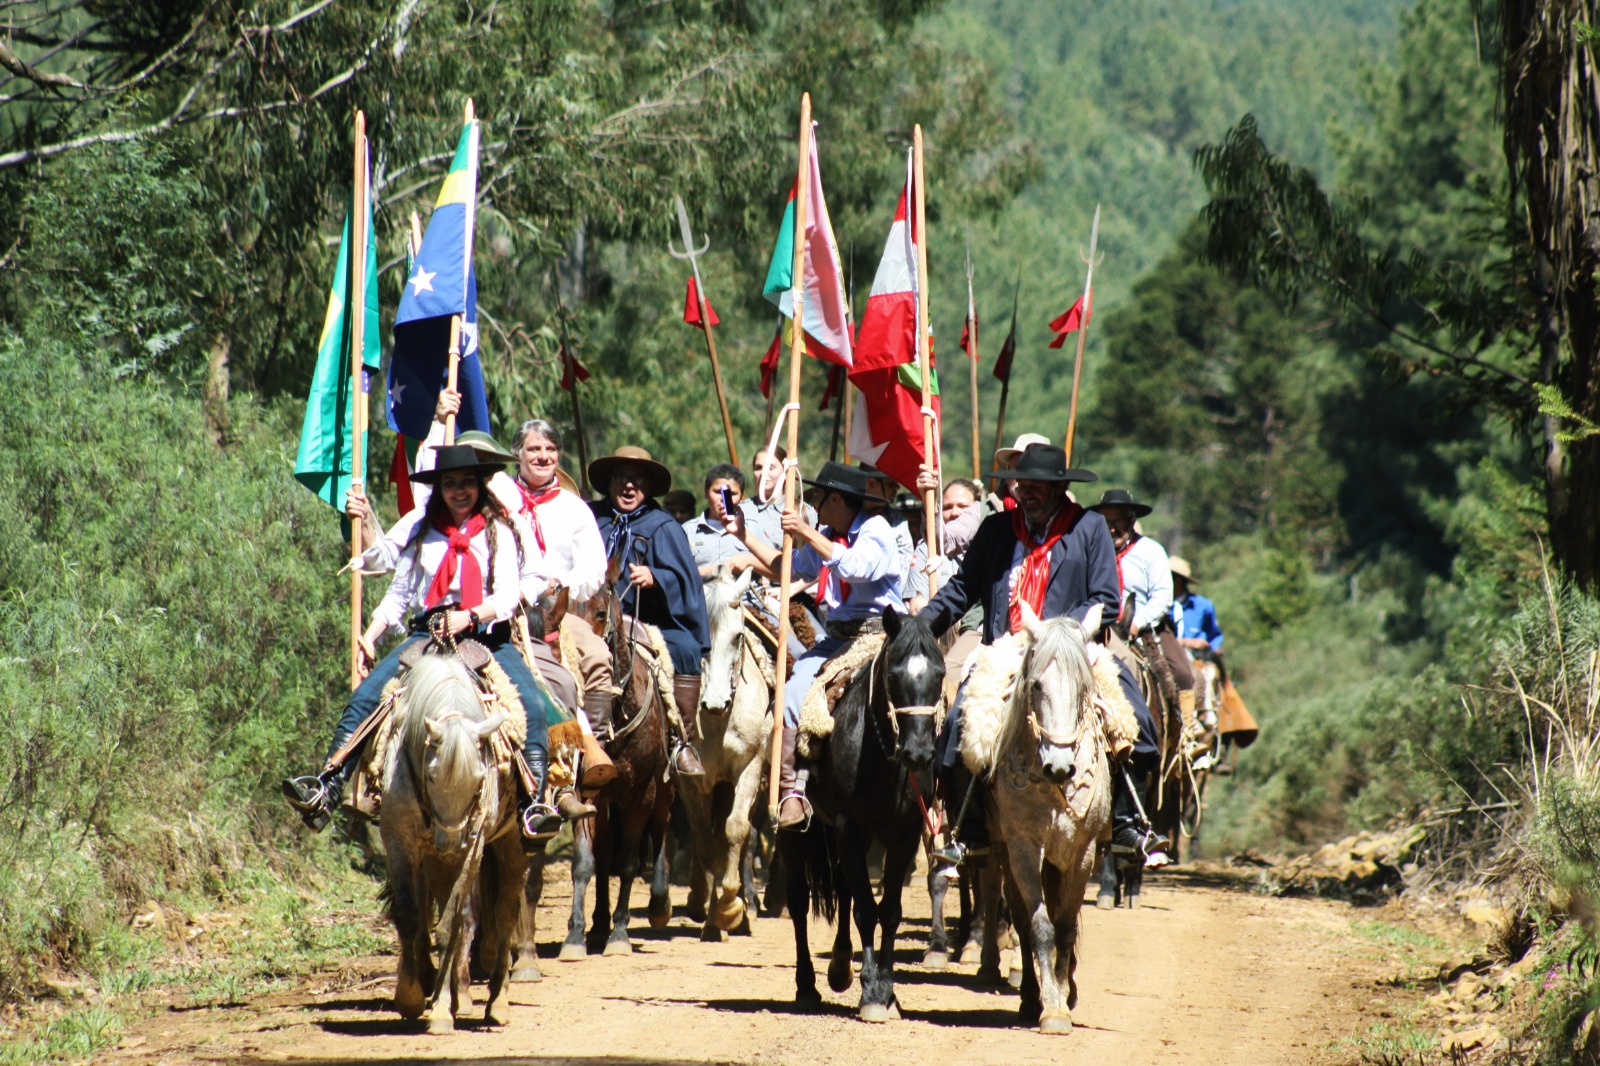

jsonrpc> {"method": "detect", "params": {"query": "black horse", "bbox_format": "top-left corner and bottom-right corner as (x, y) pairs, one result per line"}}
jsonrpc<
(780, 608), (944, 1022)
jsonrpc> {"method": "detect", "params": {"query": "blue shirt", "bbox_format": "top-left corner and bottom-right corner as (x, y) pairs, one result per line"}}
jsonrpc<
(683, 509), (747, 571)
(792, 512), (905, 622)
(1173, 591), (1224, 653)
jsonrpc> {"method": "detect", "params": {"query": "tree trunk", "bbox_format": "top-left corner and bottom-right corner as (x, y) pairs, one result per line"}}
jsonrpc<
(204, 328), (230, 445)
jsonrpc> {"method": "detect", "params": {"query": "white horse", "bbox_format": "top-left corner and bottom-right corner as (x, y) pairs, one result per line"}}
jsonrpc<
(987, 602), (1112, 1034)
(680, 566), (774, 939)
(379, 652), (524, 1033)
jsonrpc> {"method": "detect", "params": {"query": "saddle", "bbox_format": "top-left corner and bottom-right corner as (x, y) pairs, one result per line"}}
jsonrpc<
(795, 633), (886, 757)
(399, 635), (493, 673)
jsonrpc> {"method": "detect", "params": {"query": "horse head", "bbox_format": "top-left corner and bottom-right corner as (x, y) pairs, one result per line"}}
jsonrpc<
(400, 653), (500, 853)
(701, 565), (755, 714)
(1012, 601), (1098, 786)
(879, 607), (944, 771)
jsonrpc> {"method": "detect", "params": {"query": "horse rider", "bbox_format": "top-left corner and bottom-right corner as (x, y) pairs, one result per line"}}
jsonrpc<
(719, 461), (907, 830)
(282, 445), (564, 847)
(857, 463), (917, 603)
(357, 390), (616, 800)
(1170, 556), (1223, 658)
(588, 445), (708, 776)
(1088, 489), (1201, 749)
(915, 443), (1165, 868)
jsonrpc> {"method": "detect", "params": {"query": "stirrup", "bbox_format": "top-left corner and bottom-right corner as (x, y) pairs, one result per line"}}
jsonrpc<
(931, 841), (967, 869)
(521, 803), (562, 845)
(281, 774), (329, 814)
(672, 743), (706, 777)
(776, 791), (813, 832)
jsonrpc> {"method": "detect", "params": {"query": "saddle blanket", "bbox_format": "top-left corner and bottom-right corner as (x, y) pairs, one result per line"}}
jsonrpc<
(796, 632), (886, 757)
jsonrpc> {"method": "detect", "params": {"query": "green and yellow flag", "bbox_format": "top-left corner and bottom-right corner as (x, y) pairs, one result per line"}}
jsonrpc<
(294, 186), (381, 512)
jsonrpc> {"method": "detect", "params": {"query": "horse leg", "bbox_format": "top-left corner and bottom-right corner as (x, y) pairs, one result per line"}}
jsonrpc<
(648, 801), (673, 931)
(589, 806), (616, 954)
(952, 865), (974, 963)
(1001, 852), (1041, 1026)
(738, 831), (759, 933)
(837, 822), (892, 1022)
(975, 854), (1004, 983)
(680, 778), (712, 926)
(826, 831), (856, 995)
(1058, 848), (1097, 1015)
(389, 868), (429, 1020)
(562, 815), (596, 960)
(1033, 861), (1071, 1034)
(605, 807), (644, 955)
(482, 836), (526, 1026)
(924, 861), (952, 969)
(874, 837), (916, 1019)
(779, 832), (822, 1009)
(1097, 846), (1118, 909)
(716, 764), (759, 934)
(510, 846), (546, 982)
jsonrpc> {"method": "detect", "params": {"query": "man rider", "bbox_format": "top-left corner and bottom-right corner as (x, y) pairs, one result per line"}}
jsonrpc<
(719, 461), (905, 829)
(916, 444), (1165, 867)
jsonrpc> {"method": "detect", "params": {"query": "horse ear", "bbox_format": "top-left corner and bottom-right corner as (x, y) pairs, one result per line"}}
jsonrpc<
(1080, 603), (1104, 639)
(425, 719), (444, 745)
(733, 566), (755, 597)
(1019, 600), (1044, 642)
(473, 713), (507, 738)
(883, 605), (903, 639)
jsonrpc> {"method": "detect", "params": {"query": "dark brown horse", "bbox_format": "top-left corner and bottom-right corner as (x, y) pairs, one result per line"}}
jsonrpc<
(560, 592), (674, 958)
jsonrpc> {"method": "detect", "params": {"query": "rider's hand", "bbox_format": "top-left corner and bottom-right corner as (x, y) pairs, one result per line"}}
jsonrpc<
(434, 388), (462, 424)
(446, 608), (476, 636)
(356, 632), (378, 680)
(346, 487), (370, 524)
(719, 499), (748, 540)
(779, 507), (809, 536)
(915, 465), (940, 494)
(627, 563), (656, 590)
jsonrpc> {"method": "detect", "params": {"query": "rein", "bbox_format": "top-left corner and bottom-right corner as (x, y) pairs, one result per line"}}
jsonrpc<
(1002, 643), (1095, 801)
(862, 644), (940, 754)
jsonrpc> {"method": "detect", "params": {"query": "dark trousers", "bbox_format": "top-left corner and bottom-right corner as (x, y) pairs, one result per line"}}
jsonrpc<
(328, 627), (551, 770)
(658, 628), (703, 676)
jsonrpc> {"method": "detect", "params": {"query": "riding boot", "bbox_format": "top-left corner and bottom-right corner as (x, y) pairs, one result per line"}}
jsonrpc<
(578, 691), (619, 788)
(932, 765), (990, 868)
(281, 736), (359, 833)
(671, 674), (707, 777)
(1110, 761), (1169, 861)
(554, 786), (596, 821)
(776, 727), (812, 831)
(519, 746), (563, 852)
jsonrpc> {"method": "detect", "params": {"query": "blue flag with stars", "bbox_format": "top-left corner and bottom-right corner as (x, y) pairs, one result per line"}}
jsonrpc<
(388, 118), (491, 440)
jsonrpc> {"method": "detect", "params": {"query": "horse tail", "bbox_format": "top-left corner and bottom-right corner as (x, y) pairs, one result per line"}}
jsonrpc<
(799, 825), (836, 924)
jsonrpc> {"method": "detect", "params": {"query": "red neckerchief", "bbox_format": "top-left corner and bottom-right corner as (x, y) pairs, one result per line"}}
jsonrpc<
(820, 527), (855, 604)
(425, 512), (488, 610)
(515, 477), (561, 552)
(1008, 501), (1082, 634)
(1114, 533), (1140, 598)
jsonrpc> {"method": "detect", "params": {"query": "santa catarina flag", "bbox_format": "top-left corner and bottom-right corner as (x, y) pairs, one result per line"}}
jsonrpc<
(388, 119), (491, 441)
(762, 129), (853, 368)
(847, 152), (940, 492)
(295, 182), (381, 513)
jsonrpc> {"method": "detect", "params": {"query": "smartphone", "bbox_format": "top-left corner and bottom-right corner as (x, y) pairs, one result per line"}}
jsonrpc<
(718, 487), (734, 516)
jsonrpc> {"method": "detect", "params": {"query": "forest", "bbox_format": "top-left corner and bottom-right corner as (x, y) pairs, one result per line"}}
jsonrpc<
(2, 0), (1599, 1060)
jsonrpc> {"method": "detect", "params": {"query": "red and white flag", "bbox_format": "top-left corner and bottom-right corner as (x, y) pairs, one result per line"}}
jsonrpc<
(847, 150), (939, 492)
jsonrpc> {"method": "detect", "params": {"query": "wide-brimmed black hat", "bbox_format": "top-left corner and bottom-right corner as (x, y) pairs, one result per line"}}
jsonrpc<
(805, 460), (891, 503)
(588, 445), (673, 495)
(891, 490), (922, 513)
(1088, 488), (1153, 518)
(411, 444), (506, 485)
(986, 443), (1097, 484)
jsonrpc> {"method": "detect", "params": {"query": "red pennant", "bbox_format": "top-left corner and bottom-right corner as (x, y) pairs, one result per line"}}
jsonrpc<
(683, 276), (720, 327)
(959, 313), (976, 357)
(559, 342), (590, 392)
(819, 363), (845, 411)
(759, 327), (782, 399)
(388, 435), (416, 514)
(1048, 293), (1089, 349)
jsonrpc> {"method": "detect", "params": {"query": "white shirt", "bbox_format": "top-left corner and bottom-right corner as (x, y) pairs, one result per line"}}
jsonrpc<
(1118, 534), (1174, 632)
(369, 511), (523, 637)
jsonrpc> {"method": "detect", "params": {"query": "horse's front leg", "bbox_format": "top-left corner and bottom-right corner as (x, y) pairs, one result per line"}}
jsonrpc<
(837, 821), (893, 1021)
(716, 752), (763, 935)
(589, 805), (616, 954)
(604, 810), (643, 955)
(827, 827), (856, 995)
(387, 864), (429, 1019)
(482, 836), (526, 1026)
(561, 815), (596, 960)
(511, 846), (546, 981)
(925, 861), (953, 969)
(647, 800), (673, 931)
(1031, 859), (1070, 1034)
(875, 835), (918, 1017)
(975, 850), (1004, 982)
(679, 777), (713, 927)
(1001, 846), (1043, 1026)
(778, 832), (821, 1009)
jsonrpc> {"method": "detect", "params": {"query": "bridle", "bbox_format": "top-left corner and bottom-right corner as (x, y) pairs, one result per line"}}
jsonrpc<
(862, 642), (942, 756)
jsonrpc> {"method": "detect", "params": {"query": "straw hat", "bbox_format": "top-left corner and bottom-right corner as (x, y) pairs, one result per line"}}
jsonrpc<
(588, 445), (672, 495)
(992, 432), (1052, 472)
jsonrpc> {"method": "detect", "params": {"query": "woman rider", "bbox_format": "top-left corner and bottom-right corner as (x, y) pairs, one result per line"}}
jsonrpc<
(282, 445), (563, 847)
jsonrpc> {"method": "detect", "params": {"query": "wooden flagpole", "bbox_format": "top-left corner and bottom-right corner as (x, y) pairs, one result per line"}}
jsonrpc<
(1062, 204), (1100, 466)
(348, 109), (370, 691)
(990, 274), (1018, 493)
(768, 93), (812, 819)
(444, 99), (475, 447)
(841, 385), (853, 465)
(912, 125), (940, 596)
(964, 232), (980, 480)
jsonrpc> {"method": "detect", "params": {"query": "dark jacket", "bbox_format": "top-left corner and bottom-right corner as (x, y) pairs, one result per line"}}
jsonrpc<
(591, 498), (710, 656)
(918, 505), (1120, 644)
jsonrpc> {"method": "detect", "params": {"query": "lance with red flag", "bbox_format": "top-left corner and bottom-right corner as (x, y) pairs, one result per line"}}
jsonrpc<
(556, 299), (591, 496)
(991, 273), (1020, 487)
(671, 195), (738, 466)
(962, 232), (980, 479)
(1061, 204), (1101, 465)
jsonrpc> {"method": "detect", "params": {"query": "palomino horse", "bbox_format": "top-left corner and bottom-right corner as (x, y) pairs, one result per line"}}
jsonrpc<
(780, 608), (944, 1021)
(561, 591), (674, 958)
(379, 651), (526, 1032)
(681, 567), (772, 940)
(987, 603), (1112, 1033)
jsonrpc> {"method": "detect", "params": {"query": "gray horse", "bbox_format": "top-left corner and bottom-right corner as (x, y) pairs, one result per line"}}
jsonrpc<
(379, 652), (526, 1033)
(681, 566), (773, 940)
(985, 602), (1112, 1033)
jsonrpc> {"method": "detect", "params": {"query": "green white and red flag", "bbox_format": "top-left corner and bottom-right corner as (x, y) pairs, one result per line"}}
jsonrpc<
(762, 129), (853, 368)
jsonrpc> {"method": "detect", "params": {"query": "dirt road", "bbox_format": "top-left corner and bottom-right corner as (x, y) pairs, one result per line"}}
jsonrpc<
(104, 862), (1409, 1066)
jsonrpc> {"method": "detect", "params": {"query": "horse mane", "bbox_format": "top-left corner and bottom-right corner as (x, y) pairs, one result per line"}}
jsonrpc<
(703, 569), (739, 625)
(996, 616), (1094, 769)
(398, 653), (488, 794)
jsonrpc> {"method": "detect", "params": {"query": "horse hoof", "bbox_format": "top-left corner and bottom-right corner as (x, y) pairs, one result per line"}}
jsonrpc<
(485, 1000), (511, 1027)
(731, 914), (753, 937)
(1096, 892), (1115, 910)
(1018, 1000), (1042, 1026)
(426, 1012), (456, 1036)
(559, 941), (588, 962)
(921, 949), (949, 970)
(859, 1002), (895, 1024)
(1008, 966), (1024, 990)
(713, 893), (746, 932)
(796, 987), (823, 1011)
(1040, 1012), (1073, 1035)
(956, 943), (979, 965)
(647, 907), (671, 930)
(685, 900), (708, 924)
(603, 937), (633, 957)
(827, 957), (853, 993)
(510, 964), (542, 983)
(976, 965), (1002, 985)
(700, 923), (722, 943)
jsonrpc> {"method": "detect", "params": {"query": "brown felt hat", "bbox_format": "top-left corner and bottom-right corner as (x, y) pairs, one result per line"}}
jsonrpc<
(589, 445), (672, 495)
